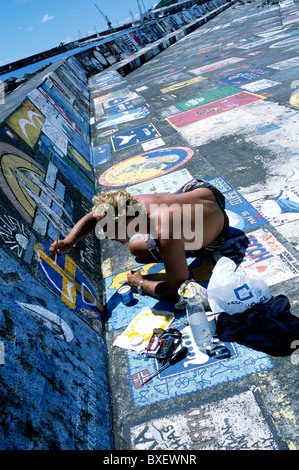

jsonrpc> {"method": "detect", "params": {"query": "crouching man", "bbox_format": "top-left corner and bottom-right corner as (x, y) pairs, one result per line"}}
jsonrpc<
(50, 179), (229, 301)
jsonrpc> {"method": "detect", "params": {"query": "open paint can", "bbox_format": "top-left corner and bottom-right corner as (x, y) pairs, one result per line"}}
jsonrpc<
(118, 285), (134, 305)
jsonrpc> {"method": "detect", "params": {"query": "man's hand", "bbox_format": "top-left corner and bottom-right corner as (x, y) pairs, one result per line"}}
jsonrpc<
(127, 270), (143, 292)
(49, 239), (72, 258)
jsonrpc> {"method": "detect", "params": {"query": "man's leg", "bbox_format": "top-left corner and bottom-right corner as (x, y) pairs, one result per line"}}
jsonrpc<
(129, 235), (162, 262)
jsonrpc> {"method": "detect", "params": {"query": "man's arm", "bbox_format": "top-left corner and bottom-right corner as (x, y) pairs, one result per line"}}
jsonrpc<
(49, 211), (97, 257)
(127, 207), (189, 300)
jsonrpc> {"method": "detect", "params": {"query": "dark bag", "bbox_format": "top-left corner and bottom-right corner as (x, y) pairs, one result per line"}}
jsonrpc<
(216, 295), (299, 356)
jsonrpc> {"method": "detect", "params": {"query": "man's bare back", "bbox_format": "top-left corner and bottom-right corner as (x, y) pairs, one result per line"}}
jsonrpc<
(135, 187), (225, 250)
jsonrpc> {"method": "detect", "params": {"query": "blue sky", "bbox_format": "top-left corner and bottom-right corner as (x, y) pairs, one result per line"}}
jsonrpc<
(0, 0), (155, 66)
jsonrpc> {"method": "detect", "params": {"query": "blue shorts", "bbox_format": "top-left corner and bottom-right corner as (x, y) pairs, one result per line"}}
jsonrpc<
(146, 178), (229, 262)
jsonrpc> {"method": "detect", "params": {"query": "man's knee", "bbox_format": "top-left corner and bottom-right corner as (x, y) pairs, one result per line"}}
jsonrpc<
(128, 235), (148, 257)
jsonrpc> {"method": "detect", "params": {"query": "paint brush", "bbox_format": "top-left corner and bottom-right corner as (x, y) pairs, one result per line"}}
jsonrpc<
(54, 228), (59, 265)
(143, 347), (188, 385)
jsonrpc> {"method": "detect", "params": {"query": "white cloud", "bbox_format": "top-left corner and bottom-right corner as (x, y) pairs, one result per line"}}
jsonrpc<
(41, 14), (54, 23)
(63, 35), (74, 44)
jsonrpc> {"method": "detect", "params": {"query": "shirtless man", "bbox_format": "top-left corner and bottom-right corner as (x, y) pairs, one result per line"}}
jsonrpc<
(49, 179), (229, 301)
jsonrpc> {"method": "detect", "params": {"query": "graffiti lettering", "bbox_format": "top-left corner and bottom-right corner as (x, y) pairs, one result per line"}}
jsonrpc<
(245, 235), (273, 263)
(185, 408), (214, 449)
(225, 190), (243, 206)
(79, 239), (97, 270)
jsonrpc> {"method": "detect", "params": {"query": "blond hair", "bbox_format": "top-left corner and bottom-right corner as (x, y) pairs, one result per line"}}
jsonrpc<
(92, 190), (146, 223)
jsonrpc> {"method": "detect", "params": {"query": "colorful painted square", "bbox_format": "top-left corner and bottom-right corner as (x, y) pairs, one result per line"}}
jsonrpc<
(160, 76), (207, 94)
(268, 56), (299, 70)
(34, 242), (104, 319)
(126, 322), (274, 409)
(195, 176), (266, 234)
(167, 92), (263, 129)
(214, 228), (299, 286)
(96, 107), (150, 129)
(190, 57), (246, 75)
(224, 188), (268, 234)
(127, 168), (194, 195)
(6, 99), (45, 148)
(110, 124), (160, 151)
(175, 86), (241, 112)
(92, 143), (112, 167)
(221, 68), (270, 85)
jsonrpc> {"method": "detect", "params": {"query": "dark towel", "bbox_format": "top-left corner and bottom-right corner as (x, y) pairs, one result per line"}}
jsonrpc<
(216, 295), (299, 356)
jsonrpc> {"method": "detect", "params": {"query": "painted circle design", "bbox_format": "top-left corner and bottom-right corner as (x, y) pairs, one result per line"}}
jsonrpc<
(0, 142), (45, 224)
(93, 49), (108, 66)
(98, 147), (194, 187)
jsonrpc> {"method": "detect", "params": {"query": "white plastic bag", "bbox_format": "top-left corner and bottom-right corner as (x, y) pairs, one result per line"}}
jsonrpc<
(207, 257), (271, 315)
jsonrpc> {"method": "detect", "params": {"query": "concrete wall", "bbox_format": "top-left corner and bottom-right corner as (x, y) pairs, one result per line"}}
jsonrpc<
(0, 54), (113, 450)
(75, 0), (230, 76)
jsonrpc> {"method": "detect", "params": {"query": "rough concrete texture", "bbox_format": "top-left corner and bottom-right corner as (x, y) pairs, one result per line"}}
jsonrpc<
(0, 0), (298, 452)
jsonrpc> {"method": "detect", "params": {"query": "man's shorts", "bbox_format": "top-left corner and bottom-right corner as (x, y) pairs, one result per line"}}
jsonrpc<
(146, 178), (229, 262)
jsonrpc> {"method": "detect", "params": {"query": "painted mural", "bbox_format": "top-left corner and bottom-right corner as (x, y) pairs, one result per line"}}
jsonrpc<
(0, 55), (109, 450)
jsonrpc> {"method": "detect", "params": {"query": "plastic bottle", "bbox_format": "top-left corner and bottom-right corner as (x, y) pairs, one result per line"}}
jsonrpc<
(186, 293), (213, 353)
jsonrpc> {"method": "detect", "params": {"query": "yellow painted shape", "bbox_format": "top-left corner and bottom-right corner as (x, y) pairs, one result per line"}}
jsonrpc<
(1, 154), (45, 218)
(68, 144), (92, 172)
(6, 100), (45, 147)
(289, 91), (299, 107)
(197, 42), (223, 53)
(161, 76), (207, 94)
(117, 306), (174, 345)
(108, 263), (166, 292)
(62, 255), (77, 309)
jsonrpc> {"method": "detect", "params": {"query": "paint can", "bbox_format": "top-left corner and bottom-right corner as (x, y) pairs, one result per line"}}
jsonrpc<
(118, 285), (134, 305)
(207, 312), (217, 335)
